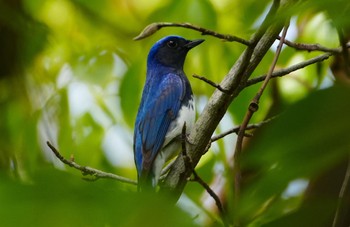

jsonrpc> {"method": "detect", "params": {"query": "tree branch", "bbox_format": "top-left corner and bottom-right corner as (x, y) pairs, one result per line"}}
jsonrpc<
(134, 22), (251, 46)
(161, 0), (294, 201)
(46, 141), (137, 185)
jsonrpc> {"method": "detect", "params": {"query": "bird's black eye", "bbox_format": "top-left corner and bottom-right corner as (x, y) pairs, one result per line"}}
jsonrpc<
(167, 40), (178, 48)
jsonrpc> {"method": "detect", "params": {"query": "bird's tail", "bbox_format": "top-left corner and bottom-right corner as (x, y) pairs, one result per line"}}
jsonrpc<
(138, 171), (157, 191)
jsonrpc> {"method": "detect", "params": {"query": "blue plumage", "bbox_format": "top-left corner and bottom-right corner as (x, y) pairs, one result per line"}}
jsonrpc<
(133, 36), (204, 189)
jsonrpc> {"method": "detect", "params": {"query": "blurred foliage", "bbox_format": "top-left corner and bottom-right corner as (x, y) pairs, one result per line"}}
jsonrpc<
(241, 86), (350, 226)
(0, 169), (194, 227)
(0, 0), (350, 226)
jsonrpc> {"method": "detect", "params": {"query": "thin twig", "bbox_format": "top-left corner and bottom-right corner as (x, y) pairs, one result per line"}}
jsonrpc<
(134, 22), (251, 46)
(46, 141), (137, 185)
(134, 22), (350, 53)
(246, 52), (333, 87)
(193, 74), (230, 93)
(211, 117), (276, 142)
(279, 37), (346, 53)
(180, 125), (229, 226)
(191, 170), (229, 227)
(201, 117), (276, 157)
(233, 24), (289, 214)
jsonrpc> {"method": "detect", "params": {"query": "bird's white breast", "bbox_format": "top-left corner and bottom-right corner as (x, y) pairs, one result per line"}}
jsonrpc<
(151, 97), (195, 186)
(164, 97), (195, 147)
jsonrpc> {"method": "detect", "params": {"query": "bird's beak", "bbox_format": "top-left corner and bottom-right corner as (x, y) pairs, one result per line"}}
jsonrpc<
(185, 39), (205, 49)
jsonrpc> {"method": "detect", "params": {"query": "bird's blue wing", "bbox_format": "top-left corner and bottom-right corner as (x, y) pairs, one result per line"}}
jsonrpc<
(134, 73), (184, 181)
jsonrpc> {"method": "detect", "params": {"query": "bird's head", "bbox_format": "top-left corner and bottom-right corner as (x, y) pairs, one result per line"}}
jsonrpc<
(147, 36), (204, 69)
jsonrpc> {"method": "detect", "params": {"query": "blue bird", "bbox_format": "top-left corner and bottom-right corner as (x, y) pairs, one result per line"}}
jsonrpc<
(134, 36), (204, 189)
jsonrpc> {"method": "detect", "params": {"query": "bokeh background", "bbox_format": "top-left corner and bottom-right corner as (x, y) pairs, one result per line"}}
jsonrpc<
(1, 0), (349, 226)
